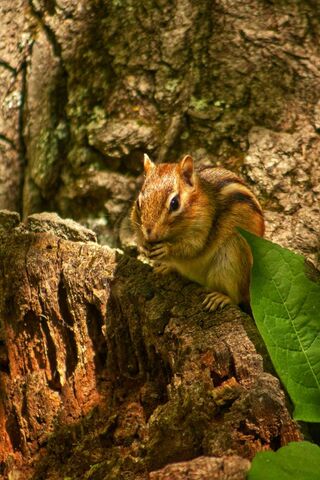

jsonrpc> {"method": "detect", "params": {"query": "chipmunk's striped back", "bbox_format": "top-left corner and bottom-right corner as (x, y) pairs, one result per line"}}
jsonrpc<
(199, 166), (264, 250)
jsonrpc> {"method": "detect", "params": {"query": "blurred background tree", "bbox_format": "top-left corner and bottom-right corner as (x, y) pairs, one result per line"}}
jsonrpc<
(1, 0), (319, 263)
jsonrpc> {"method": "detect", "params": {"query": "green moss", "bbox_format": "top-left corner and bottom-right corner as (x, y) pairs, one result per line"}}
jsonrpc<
(83, 461), (106, 479)
(29, 121), (67, 192)
(165, 79), (179, 93)
(90, 106), (107, 124)
(112, 0), (125, 7)
(180, 131), (190, 140)
(213, 99), (228, 109)
(189, 96), (209, 111)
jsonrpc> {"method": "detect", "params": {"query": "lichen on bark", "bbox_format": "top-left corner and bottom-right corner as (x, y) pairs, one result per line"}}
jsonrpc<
(1, 0), (317, 260)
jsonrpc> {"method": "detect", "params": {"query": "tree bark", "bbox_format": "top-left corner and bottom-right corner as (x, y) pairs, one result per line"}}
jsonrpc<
(1, 0), (319, 478)
(0, 212), (300, 479)
(0, 0), (319, 263)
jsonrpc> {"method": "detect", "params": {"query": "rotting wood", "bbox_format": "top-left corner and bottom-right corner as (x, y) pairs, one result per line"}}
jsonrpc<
(0, 212), (301, 479)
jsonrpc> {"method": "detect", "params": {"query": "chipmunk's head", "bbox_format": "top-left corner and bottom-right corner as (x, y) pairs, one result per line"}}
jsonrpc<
(131, 154), (201, 245)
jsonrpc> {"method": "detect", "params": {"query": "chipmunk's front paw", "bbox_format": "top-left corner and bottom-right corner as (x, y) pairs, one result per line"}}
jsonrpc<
(203, 292), (232, 311)
(147, 243), (170, 261)
(153, 263), (172, 275)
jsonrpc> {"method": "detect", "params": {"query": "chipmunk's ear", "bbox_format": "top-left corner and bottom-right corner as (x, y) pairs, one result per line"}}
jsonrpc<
(179, 155), (195, 186)
(143, 153), (155, 175)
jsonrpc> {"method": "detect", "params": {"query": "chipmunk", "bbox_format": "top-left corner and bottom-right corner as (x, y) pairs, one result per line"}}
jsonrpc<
(131, 154), (264, 311)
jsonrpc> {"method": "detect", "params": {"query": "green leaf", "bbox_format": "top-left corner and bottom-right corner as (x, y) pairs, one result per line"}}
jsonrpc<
(247, 441), (320, 480)
(240, 230), (320, 422)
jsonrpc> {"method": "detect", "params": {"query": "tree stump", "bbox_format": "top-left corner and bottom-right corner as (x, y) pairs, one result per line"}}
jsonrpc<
(0, 212), (301, 479)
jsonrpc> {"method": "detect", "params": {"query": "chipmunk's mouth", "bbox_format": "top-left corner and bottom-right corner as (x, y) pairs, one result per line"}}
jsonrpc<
(142, 238), (169, 254)
(143, 230), (175, 245)
(143, 239), (163, 248)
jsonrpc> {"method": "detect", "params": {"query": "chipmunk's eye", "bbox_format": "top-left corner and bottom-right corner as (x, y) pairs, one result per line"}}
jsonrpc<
(136, 197), (141, 210)
(169, 195), (180, 212)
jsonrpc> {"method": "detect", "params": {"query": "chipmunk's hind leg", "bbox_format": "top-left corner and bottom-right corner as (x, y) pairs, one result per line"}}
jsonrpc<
(203, 291), (232, 311)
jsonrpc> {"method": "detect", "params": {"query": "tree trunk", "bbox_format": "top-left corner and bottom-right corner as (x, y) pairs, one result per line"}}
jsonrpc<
(0, 0), (319, 263)
(1, 0), (319, 478)
(0, 212), (300, 479)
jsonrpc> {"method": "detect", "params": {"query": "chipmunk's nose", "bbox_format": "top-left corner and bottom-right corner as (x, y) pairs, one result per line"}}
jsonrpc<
(143, 225), (158, 242)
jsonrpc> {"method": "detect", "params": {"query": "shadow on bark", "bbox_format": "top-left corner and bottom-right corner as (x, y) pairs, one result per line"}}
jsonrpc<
(0, 212), (301, 479)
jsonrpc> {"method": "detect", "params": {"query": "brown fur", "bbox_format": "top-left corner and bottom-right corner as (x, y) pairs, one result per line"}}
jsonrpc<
(131, 155), (264, 311)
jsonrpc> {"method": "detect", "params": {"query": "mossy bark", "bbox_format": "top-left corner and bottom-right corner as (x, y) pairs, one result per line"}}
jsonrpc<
(0, 1), (319, 478)
(0, 214), (300, 479)
(1, 1), (319, 261)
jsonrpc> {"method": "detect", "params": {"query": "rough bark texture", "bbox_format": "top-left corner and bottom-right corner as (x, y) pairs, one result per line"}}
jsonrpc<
(0, 1), (32, 211)
(0, 212), (300, 479)
(0, 0), (319, 262)
(1, 0), (319, 478)
(149, 456), (250, 480)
